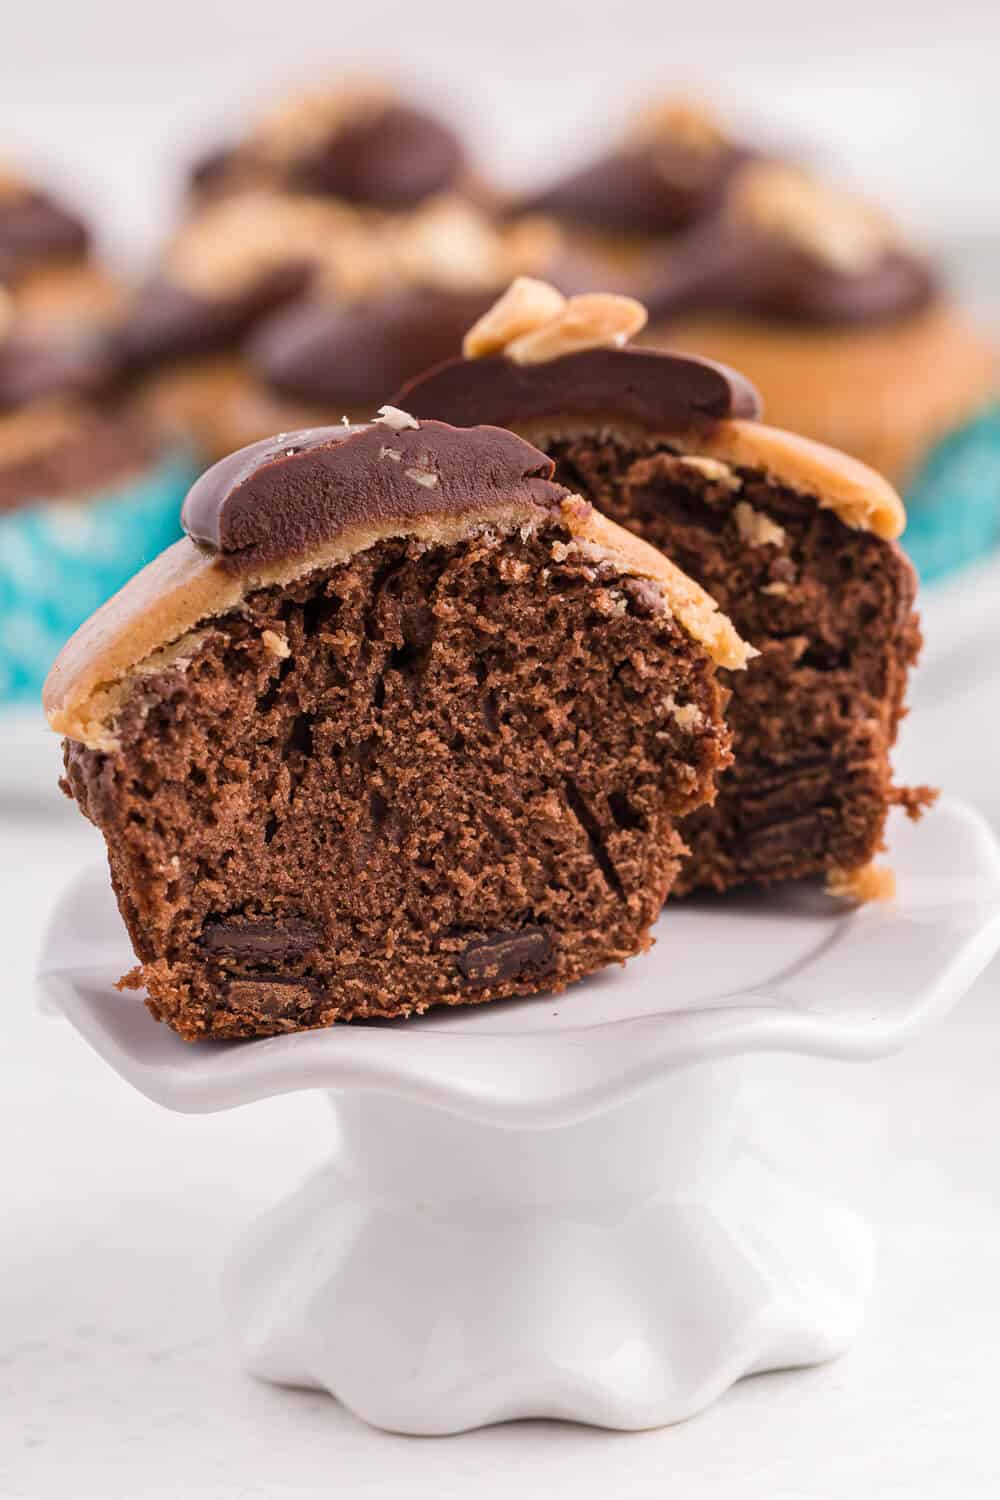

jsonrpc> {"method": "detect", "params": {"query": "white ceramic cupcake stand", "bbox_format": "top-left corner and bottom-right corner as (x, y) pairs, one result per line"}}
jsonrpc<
(39, 798), (1000, 1436)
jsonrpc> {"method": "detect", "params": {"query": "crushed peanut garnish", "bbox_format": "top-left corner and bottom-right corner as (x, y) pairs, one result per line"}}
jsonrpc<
(628, 96), (727, 154)
(395, 199), (562, 295)
(465, 283), (648, 366)
(464, 276), (567, 359)
(165, 190), (380, 300)
(728, 161), (898, 275)
(251, 77), (394, 165)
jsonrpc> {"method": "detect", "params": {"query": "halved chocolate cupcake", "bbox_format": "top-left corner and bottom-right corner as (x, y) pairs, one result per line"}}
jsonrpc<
(399, 280), (930, 895)
(46, 411), (749, 1039)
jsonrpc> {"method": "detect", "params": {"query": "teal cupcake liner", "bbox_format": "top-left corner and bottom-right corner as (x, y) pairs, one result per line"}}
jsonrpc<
(903, 403), (1000, 585)
(0, 449), (199, 704)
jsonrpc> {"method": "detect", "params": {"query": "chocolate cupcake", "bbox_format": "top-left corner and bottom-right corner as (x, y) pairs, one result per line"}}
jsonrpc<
(521, 102), (997, 581)
(110, 190), (383, 460)
(200, 197), (573, 455)
(187, 77), (474, 211)
(0, 294), (197, 702)
(636, 161), (997, 580)
(46, 410), (749, 1039)
(0, 159), (123, 332)
(400, 280), (931, 896)
(518, 97), (753, 283)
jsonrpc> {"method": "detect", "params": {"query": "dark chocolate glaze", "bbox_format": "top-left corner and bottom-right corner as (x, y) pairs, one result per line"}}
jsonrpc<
(519, 141), (752, 237)
(0, 191), (89, 281)
(111, 265), (313, 372)
(0, 330), (116, 411)
(249, 287), (499, 410)
(640, 219), (938, 328)
(520, 137), (936, 326)
(287, 103), (466, 207)
(396, 346), (761, 434)
(248, 249), (612, 413)
(181, 418), (565, 569)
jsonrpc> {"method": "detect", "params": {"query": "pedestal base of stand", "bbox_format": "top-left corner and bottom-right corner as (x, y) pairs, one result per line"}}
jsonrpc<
(226, 1074), (874, 1435)
(42, 803), (1000, 1436)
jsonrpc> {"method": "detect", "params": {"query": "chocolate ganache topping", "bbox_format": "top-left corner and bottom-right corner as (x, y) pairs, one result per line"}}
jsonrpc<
(520, 104), (937, 328)
(518, 99), (755, 237)
(638, 206), (937, 328)
(181, 414), (565, 569)
(112, 264), (313, 374)
(520, 138), (752, 238)
(189, 93), (467, 210)
(398, 345), (761, 433)
(249, 288), (501, 410)
(287, 103), (466, 208)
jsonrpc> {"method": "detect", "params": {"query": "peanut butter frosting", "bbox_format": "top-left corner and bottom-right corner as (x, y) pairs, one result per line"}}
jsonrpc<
(45, 413), (752, 750)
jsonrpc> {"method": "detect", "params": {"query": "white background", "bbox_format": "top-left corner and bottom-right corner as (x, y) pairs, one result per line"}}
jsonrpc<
(3, 5), (1000, 1494)
(3, 0), (999, 263)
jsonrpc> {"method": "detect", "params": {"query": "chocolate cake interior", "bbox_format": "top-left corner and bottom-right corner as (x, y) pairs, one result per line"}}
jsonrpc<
(545, 431), (923, 891)
(64, 519), (729, 1038)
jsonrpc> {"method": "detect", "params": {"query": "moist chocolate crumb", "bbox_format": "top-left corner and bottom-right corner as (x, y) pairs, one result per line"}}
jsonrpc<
(63, 517), (732, 1039)
(546, 433), (922, 893)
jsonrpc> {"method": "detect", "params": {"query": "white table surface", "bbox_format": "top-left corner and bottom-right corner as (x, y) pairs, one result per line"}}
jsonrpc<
(3, 593), (1000, 1498)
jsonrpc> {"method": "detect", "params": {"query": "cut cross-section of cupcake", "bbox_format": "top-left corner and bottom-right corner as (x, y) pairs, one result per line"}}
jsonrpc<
(45, 413), (749, 1040)
(398, 283), (931, 895)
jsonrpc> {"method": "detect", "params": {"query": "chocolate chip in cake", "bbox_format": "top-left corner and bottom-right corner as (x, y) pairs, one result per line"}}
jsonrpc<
(200, 915), (320, 960)
(456, 927), (554, 987)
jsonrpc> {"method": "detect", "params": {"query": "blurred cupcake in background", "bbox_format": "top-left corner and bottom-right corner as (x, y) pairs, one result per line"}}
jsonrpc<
(523, 93), (998, 581)
(154, 194), (576, 457)
(118, 73), (593, 463)
(108, 189), (380, 460)
(516, 97), (755, 282)
(636, 160), (998, 581)
(0, 159), (123, 333)
(0, 291), (197, 702)
(187, 75), (479, 212)
(112, 63), (515, 467)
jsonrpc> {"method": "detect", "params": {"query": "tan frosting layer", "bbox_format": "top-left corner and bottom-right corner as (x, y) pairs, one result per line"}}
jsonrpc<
(45, 492), (751, 751)
(650, 304), (997, 488)
(512, 414), (906, 541)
